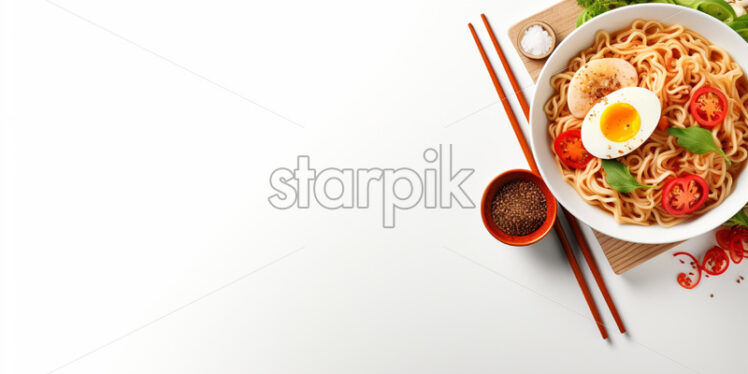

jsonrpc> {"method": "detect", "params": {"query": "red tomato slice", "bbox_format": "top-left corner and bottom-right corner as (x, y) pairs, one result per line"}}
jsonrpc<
(689, 86), (728, 128)
(702, 246), (729, 276)
(673, 251), (701, 289)
(553, 129), (594, 169)
(661, 174), (709, 216)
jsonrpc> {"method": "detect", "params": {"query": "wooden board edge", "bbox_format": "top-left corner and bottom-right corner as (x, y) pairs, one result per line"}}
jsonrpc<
(593, 230), (682, 274)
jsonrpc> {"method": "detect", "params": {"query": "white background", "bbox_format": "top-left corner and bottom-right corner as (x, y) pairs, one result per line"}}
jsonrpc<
(1, 0), (746, 373)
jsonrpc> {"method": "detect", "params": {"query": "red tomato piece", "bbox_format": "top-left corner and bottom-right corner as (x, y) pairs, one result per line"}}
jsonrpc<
(673, 251), (701, 289)
(553, 129), (594, 169)
(689, 86), (728, 128)
(661, 174), (709, 216)
(702, 247), (729, 276)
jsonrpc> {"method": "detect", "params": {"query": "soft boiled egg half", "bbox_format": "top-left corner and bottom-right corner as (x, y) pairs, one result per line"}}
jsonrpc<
(580, 87), (661, 159)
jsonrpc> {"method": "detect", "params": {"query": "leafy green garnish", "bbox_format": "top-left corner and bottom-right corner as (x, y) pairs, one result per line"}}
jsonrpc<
(724, 205), (748, 227)
(576, 7), (600, 27)
(666, 127), (732, 165)
(729, 14), (748, 42)
(601, 159), (654, 193)
(731, 14), (748, 27)
(576, 0), (743, 40)
(675, 0), (737, 24)
(576, 0), (644, 27)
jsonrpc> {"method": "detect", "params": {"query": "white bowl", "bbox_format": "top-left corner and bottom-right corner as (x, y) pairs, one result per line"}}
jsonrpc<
(529, 4), (748, 244)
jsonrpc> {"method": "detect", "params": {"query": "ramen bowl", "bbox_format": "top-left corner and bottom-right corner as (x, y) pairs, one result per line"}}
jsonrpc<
(529, 4), (748, 244)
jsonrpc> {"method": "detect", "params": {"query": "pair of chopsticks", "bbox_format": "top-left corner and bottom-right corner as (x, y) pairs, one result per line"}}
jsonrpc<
(469, 14), (625, 339)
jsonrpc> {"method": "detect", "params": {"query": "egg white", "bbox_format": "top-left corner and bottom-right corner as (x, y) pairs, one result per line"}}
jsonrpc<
(580, 87), (661, 159)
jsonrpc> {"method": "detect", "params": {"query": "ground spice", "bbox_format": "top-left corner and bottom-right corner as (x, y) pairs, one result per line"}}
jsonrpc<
(491, 180), (547, 236)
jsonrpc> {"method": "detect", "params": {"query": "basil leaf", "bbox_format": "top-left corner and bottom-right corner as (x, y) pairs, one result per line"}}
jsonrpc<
(666, 127), (732, 165)
(601, 159), (653, 193)
(724, 205), (748, 228)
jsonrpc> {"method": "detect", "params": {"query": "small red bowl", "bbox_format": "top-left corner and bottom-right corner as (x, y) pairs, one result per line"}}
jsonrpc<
(480, 169), (557, 246)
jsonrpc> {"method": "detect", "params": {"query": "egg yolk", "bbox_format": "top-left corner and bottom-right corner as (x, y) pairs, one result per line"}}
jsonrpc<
(600, 102), (641, 142)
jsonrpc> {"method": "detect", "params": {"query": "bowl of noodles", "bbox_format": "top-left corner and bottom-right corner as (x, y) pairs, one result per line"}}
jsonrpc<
(530, 3), (748, 244)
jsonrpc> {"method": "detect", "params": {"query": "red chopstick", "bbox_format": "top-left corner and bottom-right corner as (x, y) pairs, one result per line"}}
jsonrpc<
(480, 15), (529, 120)
(469, 22), (608, 340)
(480, 14), (626, 335)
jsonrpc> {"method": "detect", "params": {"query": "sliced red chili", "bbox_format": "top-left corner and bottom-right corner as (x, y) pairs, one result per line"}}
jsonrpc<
(716, 228), (733, 250)
(675, 228), (748, 289)
(702, 246), (729, 276)
(658, 116), (669, 131)
(553, 129), (594, 169)
(730, 230), (747, 264)
(673, 251), (701, 289)
(661, 174), (709, 216)
(689, 86), (728, 128)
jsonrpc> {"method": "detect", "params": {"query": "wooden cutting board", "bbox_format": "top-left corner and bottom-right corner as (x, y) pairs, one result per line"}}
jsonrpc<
(505, 0), (681, 274)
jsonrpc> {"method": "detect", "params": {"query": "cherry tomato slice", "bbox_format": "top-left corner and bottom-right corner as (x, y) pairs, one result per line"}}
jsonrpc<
(702, 246), (729, 276)
(673, 251), (701, 289)
(689, 86), (728, 128)
(661, 174), (709, 216)
(716, 228), (733, 250)
(553, 129), (594, 169)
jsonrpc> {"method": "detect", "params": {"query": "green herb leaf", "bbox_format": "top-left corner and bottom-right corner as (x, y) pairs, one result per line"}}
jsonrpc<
(666, 127), (732, 165)
(730, 15), (748, 42)
(601, 159), (654, 193)
(724, 205), (748, 227)
(731, 18), (748, 31)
